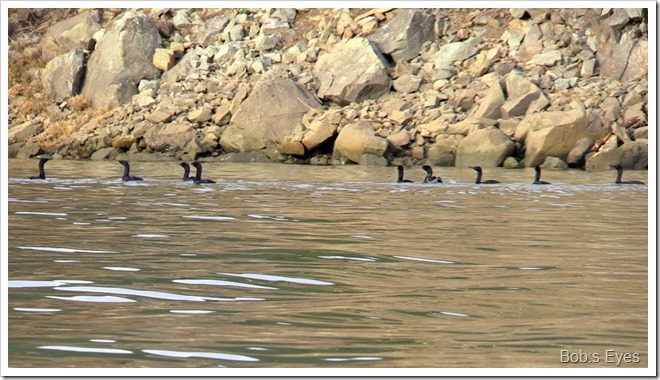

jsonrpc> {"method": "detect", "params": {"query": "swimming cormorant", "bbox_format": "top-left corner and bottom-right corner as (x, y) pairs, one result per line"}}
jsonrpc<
(609, 164), (645, 185)
(191, 161), (216, 184)
(470, 166), (500, 184)
(180, 162), (194, 181)
(397, 165), (413, 183)
(422, 165), (442, 183)
(29, 158), (50, 180)
(533, 166), (551, 185)
(118, 160), (143, 182)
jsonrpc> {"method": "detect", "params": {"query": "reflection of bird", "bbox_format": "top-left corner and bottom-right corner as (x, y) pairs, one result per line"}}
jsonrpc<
(191, 161), (216, 184)
(470, 166), (500, 184)
(29, 158), (50, 180)
(533, 166), (551, 185)
(396, 165), (412, 183)
(422, 165), (442, 183)
(180, 163), (194, 181)
(118, 160), (143, 181)
(609, 164), (645, 185)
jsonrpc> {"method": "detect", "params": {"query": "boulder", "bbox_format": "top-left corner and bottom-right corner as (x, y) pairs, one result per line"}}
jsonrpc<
(434, 37), (481, 69)
(313, 37), (391, 105)
(81, 11), (162, 109)
(42, 49), (85, 103)
(393, 74), (422, 93)
(369, 9), (435, 62)
(333, 121), (388, 164)
(111, 135), (136, 149)
(8, 119), (44, 144)
(566, 137), (594, 167)
(16, 142), (43, 159)
(279, 141), (305, 156)
(153, 48), (175, 71)
(597, 27), (636, 81)
(427, 134), (462, 166)
(541, 156), (568, 169)
(188, 107), (212, 123)
(219, 76), (321, 152)
(527, 50), (562, 66)
(197, 14), (231, 46)
(455, 127), (514, 167)
(519, 109), (608, 167)
(41, 10), (102, 61)
(386, 129), (411, 151)
(302, 116), (337, 151)
(586, 141), (648, 170)
(501, 73), (549, 118)
(161, 51), (199, 84)
(471, 81), (505, 119)
(143, 123), (197, 152)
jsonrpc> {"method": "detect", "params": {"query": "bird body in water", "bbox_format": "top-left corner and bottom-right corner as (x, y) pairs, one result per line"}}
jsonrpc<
(118, 160), (143, 181)
(29, 158), (50, 180)
(422, 165), (442, 183)
(396, 165), (413, 183)
(180, 162), (194, 181)
(533, 166), (551, 185)
(610, 164), (645, 185)
(191, 161), (216, 184)
(470, 166), (500, 184)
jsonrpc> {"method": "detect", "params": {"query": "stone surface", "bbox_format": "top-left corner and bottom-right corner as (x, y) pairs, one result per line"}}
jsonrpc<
(8, 119), (44, 144)
(501, 72), (549, 118)
(333, 121), (388, 164)
(519, 109), (608, 167)
(434, 37), (481, 69)
(143, 123), (196, 152)
(279, 141), (305, 156)
(153, 48), (175, 71)
(566, 137), (594, 167)
(302, 116), (337, 151)
(313, 37), (391, 105)
(41, 10), (101, 61)
(471, 81), (505, 119)
(586, 140), (648, 170)
(220, 76), (321, 152)
(369, 9), (435, 62)
(81, 11), (162, 109)
(41, 49), (85, 103)
(455, 127), (514, 167)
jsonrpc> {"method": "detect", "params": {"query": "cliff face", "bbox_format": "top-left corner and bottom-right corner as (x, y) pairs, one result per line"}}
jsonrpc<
(7, 8), (649, 170)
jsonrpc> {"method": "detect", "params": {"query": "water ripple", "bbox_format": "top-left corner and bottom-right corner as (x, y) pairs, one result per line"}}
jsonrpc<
(16, 246), (119, 254)
(39, 345), (132, 354)
(219, 273), (334, 286)
(142, 349), (259, 362)
(47, 295), (136, 303)
(174, 279), (277, 290)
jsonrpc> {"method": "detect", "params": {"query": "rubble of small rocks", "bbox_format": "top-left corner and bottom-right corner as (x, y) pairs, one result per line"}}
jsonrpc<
(8, 7), (649, 170)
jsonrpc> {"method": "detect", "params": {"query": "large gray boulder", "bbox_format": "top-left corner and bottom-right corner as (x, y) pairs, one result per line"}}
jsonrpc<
(471, 81), (505, 119)
(42, 49), (85, 103)
(427, 134), (463, 166)
(455, 127), (514, 167)
(519, 109), (608, 167)
(369, 9), (435, 62)
(81, 11), (162, 109)
(333, 121), (388, 164)
(41, 10), (101, 61)
(143, 123), (197, 152)
(302, 115), (338, 151)
(313, 37), (391, 105)
(8, 118), (44, 145)
(196, 14), (231, 46)
(501, 73), (549, 118)
(220, 76), (321, 152)
(434, 37), (481, 69)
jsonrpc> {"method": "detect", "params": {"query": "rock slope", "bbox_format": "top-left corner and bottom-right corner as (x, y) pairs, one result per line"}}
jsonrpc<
(7, 8), (649, 170)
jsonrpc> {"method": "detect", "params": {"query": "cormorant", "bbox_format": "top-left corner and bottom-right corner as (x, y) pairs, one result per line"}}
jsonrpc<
(29, 158), (50, 180)
(533, 166), (551, 185)
(118, 160), (143, 181)
(397, 165), (413, 183)
(422, 165), (442, 183)
(609, 164), (645, 185)
(180, 162), (194, 181)
(470, 166), (500, 184)
(191, 161), (216, 184)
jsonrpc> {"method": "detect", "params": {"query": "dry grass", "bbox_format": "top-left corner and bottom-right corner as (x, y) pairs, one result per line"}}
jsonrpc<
(37, 109), (95, 151)
(67, 94), (90, 112)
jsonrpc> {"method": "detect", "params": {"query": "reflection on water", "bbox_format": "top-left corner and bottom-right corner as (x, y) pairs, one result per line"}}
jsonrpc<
(7, 159), (648, 369)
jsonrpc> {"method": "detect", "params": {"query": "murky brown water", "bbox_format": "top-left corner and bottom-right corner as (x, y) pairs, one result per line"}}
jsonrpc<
(7, 159), (649, 369)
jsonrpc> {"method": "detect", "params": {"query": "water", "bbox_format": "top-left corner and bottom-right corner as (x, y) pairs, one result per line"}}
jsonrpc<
(6, 159), (649, 369)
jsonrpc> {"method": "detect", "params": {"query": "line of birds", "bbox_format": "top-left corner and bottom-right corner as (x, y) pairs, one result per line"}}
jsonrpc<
(396, 164), (645, 185)
(26, 158), (645, 185)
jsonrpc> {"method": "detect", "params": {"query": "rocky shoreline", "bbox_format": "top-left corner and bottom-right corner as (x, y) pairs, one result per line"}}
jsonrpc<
(7, 8), (649, 170)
